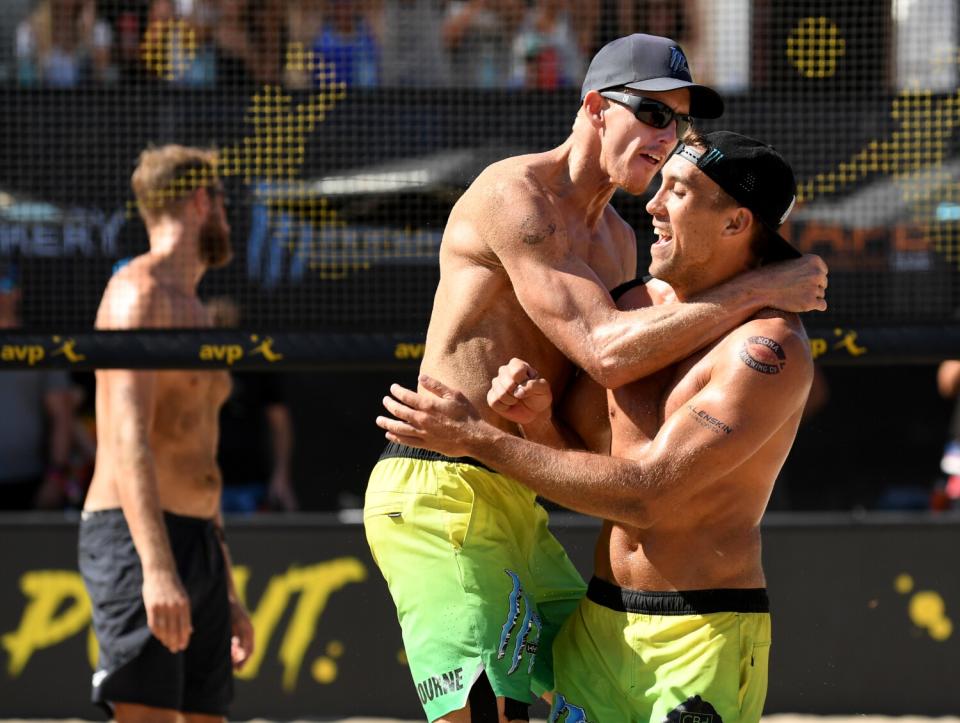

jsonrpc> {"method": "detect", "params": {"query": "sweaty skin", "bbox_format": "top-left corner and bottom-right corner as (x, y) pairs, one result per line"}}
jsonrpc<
(418, 88), (827, 437)
(84, 185), (253, 689)
(86, 261), (231, 520)
(574, 282), (811, 591)
(378, 146), (816, 592)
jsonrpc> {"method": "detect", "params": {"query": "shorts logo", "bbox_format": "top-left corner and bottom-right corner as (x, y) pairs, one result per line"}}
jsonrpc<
(548, 693), (592, 722)
(91, 670), (108, 689)
(662, 695), (722, 723)
(497, 569), (541, 676)
(415, 666), (463, 704)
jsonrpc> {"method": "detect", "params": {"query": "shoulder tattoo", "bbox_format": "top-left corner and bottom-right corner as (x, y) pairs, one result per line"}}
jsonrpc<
(739, 335), (787, 375)
(521, 218), (557, 246)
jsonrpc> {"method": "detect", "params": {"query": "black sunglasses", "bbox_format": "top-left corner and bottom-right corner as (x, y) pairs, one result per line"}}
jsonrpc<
(599, 89), (693, 137)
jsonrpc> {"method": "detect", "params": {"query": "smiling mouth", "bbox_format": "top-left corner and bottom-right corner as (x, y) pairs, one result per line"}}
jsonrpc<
(653, 226), (673, 246)
(639, 151), (663, 166)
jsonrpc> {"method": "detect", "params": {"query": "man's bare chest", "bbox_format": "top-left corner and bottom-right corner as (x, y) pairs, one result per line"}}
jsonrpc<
(152, 370), (231, 437)
(611, 351), (711, 444)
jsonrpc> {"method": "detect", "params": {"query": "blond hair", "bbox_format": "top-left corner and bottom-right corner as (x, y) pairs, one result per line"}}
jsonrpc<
(131, 145), (219, 226)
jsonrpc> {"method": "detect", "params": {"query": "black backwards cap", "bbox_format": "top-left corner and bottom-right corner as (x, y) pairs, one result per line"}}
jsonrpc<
(672, 131), (801, 262)
(580, 34), (724, 119)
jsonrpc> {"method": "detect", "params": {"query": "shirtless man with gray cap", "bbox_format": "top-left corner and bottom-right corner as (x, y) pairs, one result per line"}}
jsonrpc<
(365, 34), (827, 723)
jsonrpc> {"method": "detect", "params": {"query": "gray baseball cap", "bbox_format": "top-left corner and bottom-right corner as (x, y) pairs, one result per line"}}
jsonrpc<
(581, 34), (724, 119)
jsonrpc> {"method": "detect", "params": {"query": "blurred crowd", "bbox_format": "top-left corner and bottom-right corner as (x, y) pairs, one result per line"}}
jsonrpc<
(1, 0), (696, 90)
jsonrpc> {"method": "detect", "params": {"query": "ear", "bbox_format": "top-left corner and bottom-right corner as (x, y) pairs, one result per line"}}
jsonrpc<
(723, 207), (754, 238)
(582, 90), (605, 126)
(192, 187), (212, 218)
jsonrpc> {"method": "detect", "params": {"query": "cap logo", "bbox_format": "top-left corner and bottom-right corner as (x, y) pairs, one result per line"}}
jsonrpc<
(673, 143), (724, 169)
(779, 195), (797, 225)
(699, 147), (724, 167)
(669, 46), (689, 75)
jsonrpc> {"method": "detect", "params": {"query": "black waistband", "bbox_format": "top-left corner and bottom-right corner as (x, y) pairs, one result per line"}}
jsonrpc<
(81, 507), (215, 530)
(378, 441), (494, 473)
(587, 576), (769, 615)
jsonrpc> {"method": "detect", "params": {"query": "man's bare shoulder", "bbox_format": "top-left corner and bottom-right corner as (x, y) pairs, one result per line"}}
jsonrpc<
(617, 277), (673, 311)
(95, 258), (175, 330)
(445, 156), (565, 262)
(720, 311), (812, 388)
(458, 156), (553, 221)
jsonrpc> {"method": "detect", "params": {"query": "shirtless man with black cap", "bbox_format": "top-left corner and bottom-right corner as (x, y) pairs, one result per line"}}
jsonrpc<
(379, 130), (816, 722)
(365, 32), (827, 722)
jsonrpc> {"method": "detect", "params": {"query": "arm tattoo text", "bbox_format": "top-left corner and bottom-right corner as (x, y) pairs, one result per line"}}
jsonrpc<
(687, 405), (733, 435)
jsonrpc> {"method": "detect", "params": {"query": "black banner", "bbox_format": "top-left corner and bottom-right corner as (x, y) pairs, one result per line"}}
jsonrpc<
(0, 324), (956, 369)
(0, 513), (957, 717)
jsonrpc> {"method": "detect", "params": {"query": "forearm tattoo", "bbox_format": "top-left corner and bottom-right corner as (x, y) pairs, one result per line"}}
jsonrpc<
(687, 405), (733, 435)
(739, 336), (786, 375)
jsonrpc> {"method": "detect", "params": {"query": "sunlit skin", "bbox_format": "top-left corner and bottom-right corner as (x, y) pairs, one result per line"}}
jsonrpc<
(646, 154), (756, 293)
(595, 88), (689, 197)
(85, 182), (252, 723)
(379, 87), (827, 721)
(377, 144), (816, 593)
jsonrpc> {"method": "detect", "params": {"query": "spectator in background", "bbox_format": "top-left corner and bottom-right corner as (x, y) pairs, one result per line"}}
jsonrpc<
(0, 0), (34, 83)
(312, 0), (380, 87)
(442, 0), (522, 88)
(377, 0), (449, 87)
(594, 0), (694, 57)
(283, 0), (326, 88)
(211, 0), (283, 85)
(936, 359), (960, 508)
(0, 262), (79, 510)
(206, 296), (298, 513)
(510, 0), (586, 89)
(16, 0), (114, 86)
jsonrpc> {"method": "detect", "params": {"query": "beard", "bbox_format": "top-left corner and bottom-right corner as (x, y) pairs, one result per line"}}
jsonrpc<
(198, 213), (232, 268)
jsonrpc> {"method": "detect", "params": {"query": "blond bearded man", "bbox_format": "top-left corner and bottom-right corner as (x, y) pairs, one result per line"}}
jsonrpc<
(80, 146), (254, 723)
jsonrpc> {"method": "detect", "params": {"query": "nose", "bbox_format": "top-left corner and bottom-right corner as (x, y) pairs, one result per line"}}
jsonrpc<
(646, 184), (666, 216)
(656, 120), (680, 146)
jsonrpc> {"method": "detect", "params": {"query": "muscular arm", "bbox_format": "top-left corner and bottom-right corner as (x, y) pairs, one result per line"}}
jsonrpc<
(477, 184), (826, 389)
(107, 369), (175, 572)
(95, 276), (191, 652)
(381, 319), (812, 527)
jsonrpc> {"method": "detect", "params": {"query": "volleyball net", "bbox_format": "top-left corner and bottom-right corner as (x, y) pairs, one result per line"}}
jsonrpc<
(0, 0), (957, 368)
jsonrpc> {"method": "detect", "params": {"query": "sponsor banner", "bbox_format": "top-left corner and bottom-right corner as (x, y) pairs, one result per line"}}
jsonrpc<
(2, 326), (960, 368)
(0, 514), (957, 716)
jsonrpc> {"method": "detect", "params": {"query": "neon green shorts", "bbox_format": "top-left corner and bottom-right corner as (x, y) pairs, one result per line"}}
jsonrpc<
(364, 443), (586, 721)
(549, 577), (771, 723)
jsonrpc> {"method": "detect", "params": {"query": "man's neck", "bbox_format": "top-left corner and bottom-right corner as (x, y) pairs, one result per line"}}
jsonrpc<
(148, 225), (205, 294)
(558, 139), (620, 229)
